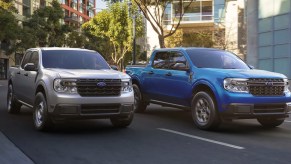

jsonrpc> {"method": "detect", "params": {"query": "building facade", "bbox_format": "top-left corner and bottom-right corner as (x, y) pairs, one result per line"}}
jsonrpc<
(145, 0), (247, 59)
(246, 0), (291, 78)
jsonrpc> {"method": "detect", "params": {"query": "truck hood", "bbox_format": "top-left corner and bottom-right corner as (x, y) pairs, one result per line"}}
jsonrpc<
(202, 68), (287, 79)
(47, 68), (130, 79)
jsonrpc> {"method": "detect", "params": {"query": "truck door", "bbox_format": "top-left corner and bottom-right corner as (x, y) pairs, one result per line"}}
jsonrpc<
(142, 51), (171, 101)
(162, 51), (192, 106)
(21, 51), (39, 105)
(13, 51), (32, 102)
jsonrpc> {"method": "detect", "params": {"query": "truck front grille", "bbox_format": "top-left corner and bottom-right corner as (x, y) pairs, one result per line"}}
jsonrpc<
(81, 104), (120, 114)
(76, 79), (121, 97)
(248, 78), (285, 96)
(253, 104), (286, 114)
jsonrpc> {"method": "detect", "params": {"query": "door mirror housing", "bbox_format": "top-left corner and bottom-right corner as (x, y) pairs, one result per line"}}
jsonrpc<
(110, 65), (119, 71)
(24, 63), (38, 71)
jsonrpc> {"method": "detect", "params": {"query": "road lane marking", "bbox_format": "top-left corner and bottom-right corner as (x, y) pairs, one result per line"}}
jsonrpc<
(158, 128), (245, 150)
(285, 120), (291, 123)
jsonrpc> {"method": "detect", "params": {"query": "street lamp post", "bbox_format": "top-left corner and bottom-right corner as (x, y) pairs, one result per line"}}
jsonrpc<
(128, 1), (136, 65)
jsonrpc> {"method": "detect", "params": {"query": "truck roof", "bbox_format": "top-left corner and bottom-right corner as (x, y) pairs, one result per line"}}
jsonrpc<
(154, 47), (223, 52)
(27, 47), (96, 52)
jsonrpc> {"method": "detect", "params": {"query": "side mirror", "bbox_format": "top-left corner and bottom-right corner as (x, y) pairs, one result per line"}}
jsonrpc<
(110, 65), (119, 71)
(24, 63), (38, 71)
(249, 65), (255, 69)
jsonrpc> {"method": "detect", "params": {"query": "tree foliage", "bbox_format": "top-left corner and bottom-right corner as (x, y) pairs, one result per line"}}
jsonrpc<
(82, 2), (144, 67)
(23, 0), (71, 47)
(134, 0), (193, 48)
(0, 0), (21, 55)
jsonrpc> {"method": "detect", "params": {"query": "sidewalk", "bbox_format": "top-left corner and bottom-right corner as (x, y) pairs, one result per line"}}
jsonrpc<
(0, 80), (34, 164)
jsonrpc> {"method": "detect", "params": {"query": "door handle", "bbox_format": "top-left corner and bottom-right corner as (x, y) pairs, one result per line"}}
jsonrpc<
(24, 73), (28, 76)
(165, 72), (172, 76)
(148, 71), (154, 75)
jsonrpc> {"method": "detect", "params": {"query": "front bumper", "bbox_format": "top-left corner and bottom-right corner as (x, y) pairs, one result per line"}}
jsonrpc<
(46, 90), (134, 119)
(220, 102), (291, 119)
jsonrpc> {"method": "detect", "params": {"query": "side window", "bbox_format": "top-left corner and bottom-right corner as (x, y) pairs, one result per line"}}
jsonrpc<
(21, 51), (32, 69)
(169, 52), (188, 70)
(152, 52), (170, 69)
(29, 51), (39, 67)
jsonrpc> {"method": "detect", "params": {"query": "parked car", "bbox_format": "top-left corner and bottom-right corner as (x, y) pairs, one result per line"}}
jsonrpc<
(126, 48), (291, 130)
(8, 47), (134, 131)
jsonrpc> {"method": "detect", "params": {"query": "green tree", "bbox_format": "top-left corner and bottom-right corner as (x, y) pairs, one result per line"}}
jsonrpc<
(23, 0), (71, 47)
(82, 2), (144, 68)
(0, 0), (21, 55)
(134, 0), (194, 48)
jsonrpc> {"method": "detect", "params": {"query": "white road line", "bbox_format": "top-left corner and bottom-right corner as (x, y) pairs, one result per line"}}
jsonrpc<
(158, 128), (245, 150)
(285, 120), (291, 123)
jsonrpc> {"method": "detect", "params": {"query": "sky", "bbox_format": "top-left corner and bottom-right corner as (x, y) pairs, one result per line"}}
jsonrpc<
(96, 0), (107, 10)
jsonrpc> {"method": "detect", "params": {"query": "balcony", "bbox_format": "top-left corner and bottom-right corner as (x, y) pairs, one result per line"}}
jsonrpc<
(64, 15), (80, 23)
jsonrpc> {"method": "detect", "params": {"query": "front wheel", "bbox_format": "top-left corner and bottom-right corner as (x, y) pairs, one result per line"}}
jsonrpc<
(191, 91), (221, 130)
(33, 92), (53, 131)
(133, 84), (147, 113)
(257, 118), (285, 128)
(7, 84), (21, 114)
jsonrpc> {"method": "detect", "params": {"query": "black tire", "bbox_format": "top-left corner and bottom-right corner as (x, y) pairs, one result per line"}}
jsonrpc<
(33, 92), (53, 131)
(7, 84), (21, 114)
(110, 113), (133, 128)
(133, 84), (147, 113)
(191, 91), (221, 130)
(257, 118), (284, 128)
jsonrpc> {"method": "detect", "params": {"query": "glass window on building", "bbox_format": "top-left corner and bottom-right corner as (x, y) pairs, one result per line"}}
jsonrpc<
(274, 14), (289, 30)
(202, 1), (212, 20)
(274, 58), (290, 76)
(183, 1), (201, 21)
(214, 4), (225, 23)
(163, 3), (171, 25)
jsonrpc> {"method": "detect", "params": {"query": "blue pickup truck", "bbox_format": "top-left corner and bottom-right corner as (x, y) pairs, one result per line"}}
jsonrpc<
(126, 48), (291, 130)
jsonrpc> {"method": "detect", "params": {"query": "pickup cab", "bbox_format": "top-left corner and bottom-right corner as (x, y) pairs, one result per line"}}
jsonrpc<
(8, 47), (134, 131)
(126, 48), (291, 130)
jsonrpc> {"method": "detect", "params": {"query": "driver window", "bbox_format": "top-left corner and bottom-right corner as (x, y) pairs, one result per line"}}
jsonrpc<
(152, 52), (170, 69)
(169, 52), (188, 70)
(21, 51), (32, 69)
(29, 51), (39, 68)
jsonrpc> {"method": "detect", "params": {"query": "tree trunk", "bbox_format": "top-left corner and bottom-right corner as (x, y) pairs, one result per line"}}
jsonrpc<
(158, 35), (166, 48)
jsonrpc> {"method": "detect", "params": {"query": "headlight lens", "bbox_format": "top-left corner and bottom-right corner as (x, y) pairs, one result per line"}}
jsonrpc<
(121, 78), (133, 93)
(223, 78), (249, 93)
(53, 79), (78, 93)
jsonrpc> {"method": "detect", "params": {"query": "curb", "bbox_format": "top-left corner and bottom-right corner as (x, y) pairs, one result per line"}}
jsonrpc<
(0, 132), (34, 164)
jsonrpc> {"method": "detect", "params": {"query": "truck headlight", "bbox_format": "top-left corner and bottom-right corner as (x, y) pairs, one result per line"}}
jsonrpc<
(53, 79), (78, 93)
(121, 79), (132, 93)
(224, 78), (249, 93)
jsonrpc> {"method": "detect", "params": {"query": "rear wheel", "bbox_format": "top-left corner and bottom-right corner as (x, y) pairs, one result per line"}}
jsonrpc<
(110, 113), (133, 128)
(257, 118), (284, 128)
(7, 84), (21, 114)
(191, 91), (221, 130)
(133, 84), (147, 113)
(33, 92), (53, 131)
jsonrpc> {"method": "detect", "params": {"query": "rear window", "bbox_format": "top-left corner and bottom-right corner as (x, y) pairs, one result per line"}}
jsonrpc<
(42, 50), (110, 70)
(186, 49), (250, 69)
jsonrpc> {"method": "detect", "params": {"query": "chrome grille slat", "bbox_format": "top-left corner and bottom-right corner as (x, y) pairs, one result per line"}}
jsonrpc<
(248, 78), (285, 96)
(76, 79), (122, 97)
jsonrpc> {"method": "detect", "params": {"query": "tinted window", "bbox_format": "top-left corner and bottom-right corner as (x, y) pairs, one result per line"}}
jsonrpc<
(169, 52), (188, 70)
(29, 51), (39, 67)
(42, 50), (110, 70)
(186, 49), (250, 69)
(21, 51), (32, 69)
(152, 51), (170, 69)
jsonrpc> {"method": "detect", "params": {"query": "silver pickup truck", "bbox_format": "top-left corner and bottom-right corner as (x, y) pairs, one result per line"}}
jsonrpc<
(7, 47), (134, 131)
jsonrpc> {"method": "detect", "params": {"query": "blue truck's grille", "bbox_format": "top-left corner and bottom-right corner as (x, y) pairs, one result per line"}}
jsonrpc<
(248, 78), (285, 96)
(76, 79), (122, 97)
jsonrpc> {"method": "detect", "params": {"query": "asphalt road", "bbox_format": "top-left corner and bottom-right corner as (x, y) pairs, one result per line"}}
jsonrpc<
(1, 83), (291, 164)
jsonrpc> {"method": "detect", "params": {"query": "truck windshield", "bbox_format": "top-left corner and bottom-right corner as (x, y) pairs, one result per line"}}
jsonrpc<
(186, 49), (250, 69)
(42, 50), (110, 70)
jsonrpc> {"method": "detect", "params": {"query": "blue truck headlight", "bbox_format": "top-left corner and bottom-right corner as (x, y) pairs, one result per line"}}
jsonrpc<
(284, 79), (290, 93)
(224, 78), (249, 93)
(121, 79), (133, 93)
(53, 79), (78, 93)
